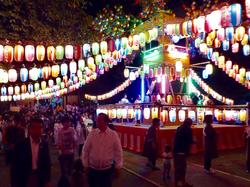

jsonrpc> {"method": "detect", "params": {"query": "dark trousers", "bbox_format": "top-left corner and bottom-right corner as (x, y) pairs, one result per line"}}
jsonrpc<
(204, 156), (212, 171)
(88, 168), (112, 187)
(174, 154), (187, 185)
(59, 154), (74, 177)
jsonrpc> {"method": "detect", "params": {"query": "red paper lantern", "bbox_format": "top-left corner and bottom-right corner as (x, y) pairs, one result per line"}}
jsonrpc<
(108, 39), (115, 52)
(4, 45), (14, 63)
(74, 45), (82, 60)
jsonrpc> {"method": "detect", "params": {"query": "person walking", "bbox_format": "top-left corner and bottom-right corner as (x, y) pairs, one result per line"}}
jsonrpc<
(162, 144), (173, 180)
(173, 118), (194, 187)
(143, 118), (160, 170)
(82, 113), (123, 187)
(76, 118), (88, 157)
(12, 117), (51, 187)
(57, 116), (76, 179)
(203, 114), (218, 174)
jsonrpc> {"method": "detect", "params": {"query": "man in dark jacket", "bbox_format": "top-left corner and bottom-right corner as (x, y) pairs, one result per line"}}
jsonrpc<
(12, 117), (51, 187)
(173, 118), (194, 187)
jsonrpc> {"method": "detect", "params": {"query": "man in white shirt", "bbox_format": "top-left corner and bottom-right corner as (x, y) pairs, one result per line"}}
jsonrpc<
(82, 113), (123, 187)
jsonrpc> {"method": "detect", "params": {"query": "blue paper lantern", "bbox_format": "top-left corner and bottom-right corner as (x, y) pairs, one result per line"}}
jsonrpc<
(38, 68), (43, 79)
(20, 67), (28, 82)
(61, 63), (68, 76)
(207, 48), (213, 60)
(243, 45), (250, 56)
(202, 70), (208, 79)
(83, 44), (91, 58)
(226, 27), (234, 40)
(230, 3), (242, 27)
(1, 86), (7, 96)
(222, 40), (230, 51)
(28, 83), (33, 93)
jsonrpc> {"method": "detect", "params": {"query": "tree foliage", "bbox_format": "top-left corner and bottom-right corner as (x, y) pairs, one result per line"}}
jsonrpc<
(0, 0), (94, 44)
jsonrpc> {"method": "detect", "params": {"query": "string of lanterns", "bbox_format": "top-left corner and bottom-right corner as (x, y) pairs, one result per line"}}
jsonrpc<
(190, 69), (234, 105)
(165, 3), (246, 37)
(85, 68), (141, 101)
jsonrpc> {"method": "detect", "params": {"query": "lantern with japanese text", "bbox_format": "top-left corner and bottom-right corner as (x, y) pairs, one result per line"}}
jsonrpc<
(222, 40), (230, 51)
(14, 45), (24, 62)
(20, 66), (28, 82)
(78, 59), (85, 71)
(144, 107), (150, 120)
(74, 45), (82, 60)
(226, 27), (234, 41)
(4, 46), (13, 63)
(83, 44), (91, 58)
(235, 26), (245, 41)
(246, 0), (250, 18)
(217, 28), (225, 41)
(8, 69), (17, 82)
(52, 64), (60, 78)
(56, 77), (61, 86)
(87, 57), (96, 72)
(47, 46), (56, 62)
(243, 45), (250, 56)
(232, 43), (239, 53)
(169, 109), (176, 122)
(36, 45), (45, 61)
(65, 45), (73, 59)
(1, 86), (7, 96)
(151, 107), (158, 118)
(34, 82), (40, 91)
(178, 110), (186, 122)
(226, 60), (232, 71)
(241, 34), (248, 45)
(108, 39), (115, 52)
(48, 79), (54, 88)
(56, 45), (64, 60)
(221, 6), (230, 27)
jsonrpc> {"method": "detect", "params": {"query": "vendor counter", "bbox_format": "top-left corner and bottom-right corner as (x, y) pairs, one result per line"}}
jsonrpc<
(114, 123), (245, 154)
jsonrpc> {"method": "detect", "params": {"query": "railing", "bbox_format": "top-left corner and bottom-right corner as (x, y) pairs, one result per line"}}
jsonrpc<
(97, 103), (249, 126)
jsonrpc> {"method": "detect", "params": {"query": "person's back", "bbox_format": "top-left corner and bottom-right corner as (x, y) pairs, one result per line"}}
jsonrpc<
(58, 126), (76, 155)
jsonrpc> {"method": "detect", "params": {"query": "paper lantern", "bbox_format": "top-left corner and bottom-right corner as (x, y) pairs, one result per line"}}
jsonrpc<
(94, 55), (102, 66)
(128, 108), (135, 119)
(205, 64), (213, 75)
(48, 79), (54, 88)
(214, 38), (221, 48)
(197, 16), (205, 33)
(135, 109), (141, 121)
(133, 35), (140, 50)
(188, 111), (196, 122)
(122, 108), (127, 119)
(41, 81), (46, 90)
(235, 26), (245, 41)
(42, 66), (49, 80)
(56, 45), (64, 60)
(108, 39), (115, 52)
(8, 69), (17, 82)
(78, 59), (85, 71)
(0, 45), (3, 62)
(221, 6), (231, 27)
(83, 44), (90, 58)
(226, 60), (232, 71)
(28, 84), (33, 93)
(178, 110), (186, 122)
(207, 48), (213, 60)
(14, 86), (20, 95)
(87, 57), (96, 72)
(232, 43), (239, 53)
(61, 63), (68, 76)
(217, 28), (225, 41)
(74, 45), (82, 60)
(34, 82), (40, 91)
(241, 34), (249, 45)
(160, 110), (168, 123)
(175, 61), (183, 72)
(182, 21), (188, 36)
(239, 109), (246, 121)
(169, 109), (176, 122)
(69, 60), (77, 74)
(243, 45), (250, 56)
(114, 38), (121, 51)
(56, 77), (61, 86)
(25, 45), (35, 62)
(218, 56), (225, 69)
(47, 46), (56, 62)
(230, 4), (242, 27)
(65, 45), (73, 59)
(206, 36), (213, 47)
(8, 86), (13, 95)
(139, 32), (146, 47)
(100, 41), (108, 55)
(14, 45), (24, 62)
(246, 71), (250, 80)
(20, 67), (28, 82)
(202, 70), (208, 79)
(246, 0), (250, 18)
(29, 67), (39, 81)
(199, 43), (208, 54)
(121, 37), (128, 50)
(129, 72), (136, 81)
(239, 68), (246, 77)
(151, 107), (158, 118)
(226, 27), (234, 41)
(222, 40), (230, 51)
(21, 84), (27, 93)
(152, 27), (159, 40)
(4, 45), (14, 63)
(143, 107), (150, 120)
(124, 68), (129, 78)
(116, 109), (122, 119)
(60, 82), (65, 89)
(91, 42), (99, 56)
(233, 64), (239, 73)
(36, 45), (45, 61)
(195, 38), (201, 48)
(1, 86), (7, 96)
(52, 64), (60, 78)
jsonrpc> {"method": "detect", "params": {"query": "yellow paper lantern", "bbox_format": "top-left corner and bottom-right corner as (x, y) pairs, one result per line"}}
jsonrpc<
(235, 26), (245, 41)
(151, 107), (159, 118)
(36, 45), (45, 61)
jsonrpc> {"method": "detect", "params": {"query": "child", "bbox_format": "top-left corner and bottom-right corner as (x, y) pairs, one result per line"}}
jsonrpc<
(162, 144), (173, 180)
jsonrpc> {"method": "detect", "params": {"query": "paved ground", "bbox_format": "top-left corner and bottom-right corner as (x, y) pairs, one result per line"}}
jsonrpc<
(0, 146), (250, 187)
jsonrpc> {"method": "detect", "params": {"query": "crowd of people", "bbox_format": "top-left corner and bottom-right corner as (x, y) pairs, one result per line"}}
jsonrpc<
(0, 104), (249, 187)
